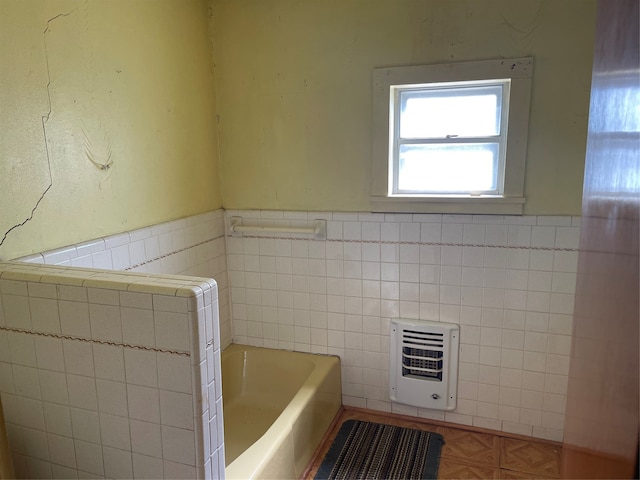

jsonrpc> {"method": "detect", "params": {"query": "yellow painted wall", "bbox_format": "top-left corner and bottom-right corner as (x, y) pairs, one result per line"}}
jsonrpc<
(212, 0), (597, 214)
(0, 0), (221, 260)
(0, 0), (598, 261)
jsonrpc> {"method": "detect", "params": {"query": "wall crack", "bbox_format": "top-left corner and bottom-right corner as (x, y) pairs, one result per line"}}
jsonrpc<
(0, 11), (74, 248)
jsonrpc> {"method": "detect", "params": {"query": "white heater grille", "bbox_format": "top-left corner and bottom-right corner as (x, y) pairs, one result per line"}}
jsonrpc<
(390, 319), (459, 411)
(402, 330), (444, 381)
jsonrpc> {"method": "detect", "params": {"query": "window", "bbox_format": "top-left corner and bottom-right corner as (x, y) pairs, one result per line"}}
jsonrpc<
(393, 81), (508, 195)
(371, 57), (533, 214)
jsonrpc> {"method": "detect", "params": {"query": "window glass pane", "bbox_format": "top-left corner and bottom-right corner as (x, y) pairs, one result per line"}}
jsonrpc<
(397, 143), (499, 193)
(399, 85), (502, 139)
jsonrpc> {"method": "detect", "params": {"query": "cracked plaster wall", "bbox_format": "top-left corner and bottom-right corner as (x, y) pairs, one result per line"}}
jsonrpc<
(1, 0), (598, 261)
(0, 0), (221, 260)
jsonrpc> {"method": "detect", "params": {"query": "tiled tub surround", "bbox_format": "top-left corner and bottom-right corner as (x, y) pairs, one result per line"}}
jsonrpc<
(0, 262), (224, 479)
(224, 210), (580, 442)
(17, 210), (231, 350)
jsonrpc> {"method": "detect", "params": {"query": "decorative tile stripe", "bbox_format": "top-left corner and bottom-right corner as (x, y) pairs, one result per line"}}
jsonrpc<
(124, 235), (225, 271)
(0, 325), (190, 357)
(236, 235), (580, 252)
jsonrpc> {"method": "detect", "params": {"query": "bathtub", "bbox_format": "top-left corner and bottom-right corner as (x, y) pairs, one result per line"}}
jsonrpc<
(222, 344), (342, 479)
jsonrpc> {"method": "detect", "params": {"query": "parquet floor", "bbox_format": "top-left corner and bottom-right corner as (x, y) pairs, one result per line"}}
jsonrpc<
(304, 407), (561, 480)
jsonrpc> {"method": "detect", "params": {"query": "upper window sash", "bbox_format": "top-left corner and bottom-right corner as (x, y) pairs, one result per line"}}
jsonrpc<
(394, 82), (508, 140)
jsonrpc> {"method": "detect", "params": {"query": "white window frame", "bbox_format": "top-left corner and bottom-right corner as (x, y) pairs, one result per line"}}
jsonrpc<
(371, 57), (533, 214)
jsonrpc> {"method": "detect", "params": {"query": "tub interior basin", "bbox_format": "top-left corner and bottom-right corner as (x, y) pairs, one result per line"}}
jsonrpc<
(222, 346), (315, 465)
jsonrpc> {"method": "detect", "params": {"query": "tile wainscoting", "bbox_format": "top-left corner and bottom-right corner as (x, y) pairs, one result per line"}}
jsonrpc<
(17, 210), (231, 350)
(3, 207), (580, 480)
(0, 262), (224, 479)
(224, 210), (580, 442)
(4, 210), (229, 478)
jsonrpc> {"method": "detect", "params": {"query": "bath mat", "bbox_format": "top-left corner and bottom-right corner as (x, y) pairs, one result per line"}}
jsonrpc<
(314, 419), (444, 480)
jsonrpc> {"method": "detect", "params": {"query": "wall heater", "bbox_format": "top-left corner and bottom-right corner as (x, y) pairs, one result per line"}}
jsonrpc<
(390, 319), (460, 411)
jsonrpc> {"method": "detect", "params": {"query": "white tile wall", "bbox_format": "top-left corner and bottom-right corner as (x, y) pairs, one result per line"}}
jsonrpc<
(6, 208), (577, 476)
(224, 210), (580, 442)
(0, 262), (224, 479)
(16, 210), (231, 350)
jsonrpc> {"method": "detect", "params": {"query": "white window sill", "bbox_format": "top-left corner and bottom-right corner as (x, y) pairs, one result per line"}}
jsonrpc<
(370, 195), (526, 214)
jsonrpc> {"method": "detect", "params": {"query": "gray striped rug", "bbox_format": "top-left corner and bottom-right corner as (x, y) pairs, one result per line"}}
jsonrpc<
(314, 420), (444, 480)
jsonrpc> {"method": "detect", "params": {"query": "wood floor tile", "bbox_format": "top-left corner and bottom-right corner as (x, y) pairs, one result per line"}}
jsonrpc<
(500, 438), (561, 477)
(437, 426), (500, 467)
(437, 459), (501, 479)
(500, 468), (556, 479)
(339, 409), (440, 433)
(303, 408), (562, 480)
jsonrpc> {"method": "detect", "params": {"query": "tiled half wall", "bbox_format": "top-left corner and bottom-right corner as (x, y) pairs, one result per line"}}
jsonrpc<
(224, 210), (580, 442)
(0, 262), (224, 479)
(17, 210), (231, 350)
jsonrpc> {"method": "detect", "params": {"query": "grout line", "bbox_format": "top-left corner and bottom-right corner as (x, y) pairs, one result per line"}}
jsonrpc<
(124, 235), (225, 271)
(234, 235), (579, 252)
(0, 325), (190, 357)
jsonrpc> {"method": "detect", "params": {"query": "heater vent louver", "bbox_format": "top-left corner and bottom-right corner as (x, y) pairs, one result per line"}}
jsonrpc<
(390, 320), (459, 411)
(402, 329), (445, 381)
